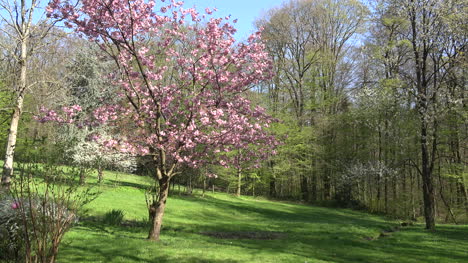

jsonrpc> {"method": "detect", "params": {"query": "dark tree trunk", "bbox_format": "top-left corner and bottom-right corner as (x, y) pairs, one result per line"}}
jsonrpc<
(187, 173), (192, 194)
(402, 167), (407, 218)
(384, 178), (388, 214)
(420, 124), (436, 230)
(177, 178), (181, 194)
(79, 169), (86, 185)
(269, 176), (276, 198)
(377, 175), (382, 212)
(252, 177), (255, 197)
(300, 175), (309, 201)
(269, 160), (276, 198)
(323, 170), (331, 200)
(408, 0), (437, 230)
(392, 178), (397, 216)
(148, 175), (170, 241)
(311, 170), (318, 202)
(457, 182), (468, 214)
(97, 166), (103, 183)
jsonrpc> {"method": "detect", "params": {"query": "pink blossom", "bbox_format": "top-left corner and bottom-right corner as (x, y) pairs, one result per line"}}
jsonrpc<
(44, 0), (278, 170)
(11, 201), (20, 209)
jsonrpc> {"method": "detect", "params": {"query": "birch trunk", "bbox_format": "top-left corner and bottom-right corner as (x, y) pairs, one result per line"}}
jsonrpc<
(2, 32), (28, 189)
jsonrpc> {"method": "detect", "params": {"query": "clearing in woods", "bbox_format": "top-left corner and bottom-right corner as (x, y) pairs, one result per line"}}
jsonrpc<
(57, 171), (468, 263)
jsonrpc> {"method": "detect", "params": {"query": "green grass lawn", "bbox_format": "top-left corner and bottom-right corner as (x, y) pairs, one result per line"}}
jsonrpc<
(54, 171), (468, 263)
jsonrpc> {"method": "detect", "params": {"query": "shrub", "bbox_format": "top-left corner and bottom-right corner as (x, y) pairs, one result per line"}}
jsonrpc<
(0, 163), (97, 263)
(102, 209), (125, 226)
(0, 197), (25, 261)
(0, 196), (77, 262)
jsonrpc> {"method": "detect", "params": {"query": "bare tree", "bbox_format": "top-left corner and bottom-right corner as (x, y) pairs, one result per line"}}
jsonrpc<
(0, 0), (58, 188)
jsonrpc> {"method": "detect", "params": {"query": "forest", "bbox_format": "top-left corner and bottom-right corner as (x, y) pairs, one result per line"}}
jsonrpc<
(0, 0), (466, 262)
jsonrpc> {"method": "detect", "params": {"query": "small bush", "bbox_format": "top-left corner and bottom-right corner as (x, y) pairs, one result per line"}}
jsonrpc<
(0, 197), (25, 261)
(0, 163), (98, 263)
(103, 209), (124, 226)
(0, 196), (77, 262)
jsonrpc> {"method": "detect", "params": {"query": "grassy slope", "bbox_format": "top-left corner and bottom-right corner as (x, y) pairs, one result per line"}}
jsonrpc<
(57, 171), (468, 263)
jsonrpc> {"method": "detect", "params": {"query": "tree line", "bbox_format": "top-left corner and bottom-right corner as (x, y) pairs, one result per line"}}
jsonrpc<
(249, 0), (466, 229)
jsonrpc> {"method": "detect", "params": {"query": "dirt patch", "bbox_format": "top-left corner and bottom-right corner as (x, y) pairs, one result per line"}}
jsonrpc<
(201, 231), (286, 240)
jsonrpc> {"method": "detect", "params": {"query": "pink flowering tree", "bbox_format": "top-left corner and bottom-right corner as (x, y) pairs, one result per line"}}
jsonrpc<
(46, 0), (276, 241)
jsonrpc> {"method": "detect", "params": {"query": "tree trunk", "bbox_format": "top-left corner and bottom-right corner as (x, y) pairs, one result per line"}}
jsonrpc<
(269, 160), (276, 197)
(79, 169), (86, 185)
(377, 174), (382, 212)
(402, 167), (408, 218)
(384, 177), (388, 214)
(2, 23), (28, 189)
(252, 177), (255, 197)
(421, 124), (436, 230)
(367, 172), (373, 211)
(97, 166), (103, 183)
(323, 171), (331, 200)
(439, 182), (457, 224)
(300, 174), (308, 201)
(410, 168), (416, 220)
(1, 96), (24, 189)
(269, 176), (276, 198)
(457, 181), (468, 214)
(187, 173), (192, 194)
(148, 175), (170, 241)
(202, 177), (206, 197)
(2, 63), (26, 189)
(408, 0), (437, 230)
(236, 168), (242, 197)
(311, 165), (318, 202)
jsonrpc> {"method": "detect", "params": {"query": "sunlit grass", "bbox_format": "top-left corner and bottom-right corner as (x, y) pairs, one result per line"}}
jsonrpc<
(48, 170), (468, 263)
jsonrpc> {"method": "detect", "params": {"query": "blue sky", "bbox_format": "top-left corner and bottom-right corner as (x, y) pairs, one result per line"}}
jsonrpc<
(0, 0), (285, 41)
(183, 0), (285, 40)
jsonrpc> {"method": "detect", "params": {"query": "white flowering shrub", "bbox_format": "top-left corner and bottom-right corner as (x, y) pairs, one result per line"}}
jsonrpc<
(59, 48), (137, 181)
(65, 130), (138, 184)
(67, 136), (138, 183)
(336, 161), (399, 208)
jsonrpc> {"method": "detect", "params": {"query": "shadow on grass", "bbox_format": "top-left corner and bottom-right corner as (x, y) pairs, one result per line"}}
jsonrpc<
(212, 229), (468, 263)
(106, 179), (152, 191)
(62, 242), (239, 263)
(166, 194), (468, 263)
(60, 192), (468, 263)
(426, 225), (468, 242)
(169, 194), (392, 230)
(60, 224), (239, 263)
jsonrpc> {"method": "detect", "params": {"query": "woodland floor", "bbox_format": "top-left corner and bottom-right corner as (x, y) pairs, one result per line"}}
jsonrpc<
(54, 171), (468, 263)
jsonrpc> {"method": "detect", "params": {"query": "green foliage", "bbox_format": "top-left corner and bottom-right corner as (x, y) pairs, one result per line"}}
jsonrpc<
(102, 209), (125, 226)
(0, 196), (26, 262)
(0, 162), (98, 262)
